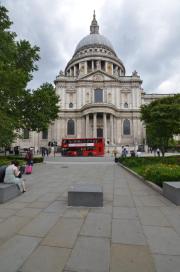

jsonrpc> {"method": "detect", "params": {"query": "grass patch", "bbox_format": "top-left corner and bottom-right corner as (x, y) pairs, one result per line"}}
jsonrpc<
(119, 156), (180, 187)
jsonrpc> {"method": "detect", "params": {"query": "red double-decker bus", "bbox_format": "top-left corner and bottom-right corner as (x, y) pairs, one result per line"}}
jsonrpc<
(61, 138), (105, 156)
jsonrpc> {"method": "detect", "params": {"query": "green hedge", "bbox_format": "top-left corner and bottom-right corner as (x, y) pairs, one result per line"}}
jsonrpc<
(119, 156), (180, 167)
(119, 156), (180, 187)
(143, 164), (180, 187)
(0, 156), (43, 166)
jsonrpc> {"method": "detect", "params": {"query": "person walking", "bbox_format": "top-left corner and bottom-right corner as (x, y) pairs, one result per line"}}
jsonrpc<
(25, 149), (33, 165)
(157, 148), (160, 157)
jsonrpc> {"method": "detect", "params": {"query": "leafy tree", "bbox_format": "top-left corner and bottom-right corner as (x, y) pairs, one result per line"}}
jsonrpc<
(141, 94), (180, 156)
(21, 83), (59, 131)
(0, 5), (60, 148)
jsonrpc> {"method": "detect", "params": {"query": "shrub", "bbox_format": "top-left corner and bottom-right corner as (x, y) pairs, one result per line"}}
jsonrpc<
(33, 157), (43, 163)
(119, 156), (180, 187)
(143, 164), (180, 187)
(0, 156), (43, 166)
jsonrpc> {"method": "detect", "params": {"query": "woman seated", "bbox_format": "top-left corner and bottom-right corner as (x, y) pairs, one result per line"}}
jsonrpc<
(4, 160), (26, 193)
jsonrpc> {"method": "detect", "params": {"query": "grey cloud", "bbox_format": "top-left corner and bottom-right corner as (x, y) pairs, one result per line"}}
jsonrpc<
(101, 0), (180, 92)
(2, 0), (180, 93)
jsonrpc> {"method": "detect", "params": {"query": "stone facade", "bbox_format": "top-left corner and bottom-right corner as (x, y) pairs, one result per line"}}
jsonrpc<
(14, 12), (171, 151)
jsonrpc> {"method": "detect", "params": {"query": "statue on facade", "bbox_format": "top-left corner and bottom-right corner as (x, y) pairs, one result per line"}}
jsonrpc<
(59, 70), (64, 77)
(114, 66), (119, 77)
(79, 65), (84, 76)
(132, 70), (138, 77)
(96, 60), (101, 70)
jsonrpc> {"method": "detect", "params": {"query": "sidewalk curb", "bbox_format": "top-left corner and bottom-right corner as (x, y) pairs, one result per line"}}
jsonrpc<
(118, 162), (163, 195)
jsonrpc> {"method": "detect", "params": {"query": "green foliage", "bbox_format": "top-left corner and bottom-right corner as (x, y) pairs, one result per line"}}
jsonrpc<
(143, 164), (180, 187)
(21, 83), (60, 131)
(119, 156), (180, 166)
(32, 157), (44, 163)
(0, 156), (43, 166)
(119, 156), (180, 187)
(141, 94), (180, 156)
(0, 5), (60, 147)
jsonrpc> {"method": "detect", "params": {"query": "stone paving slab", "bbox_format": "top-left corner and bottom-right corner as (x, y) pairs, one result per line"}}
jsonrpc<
(113, 195), (135, 207)
(42, 217), (83, 248)
(80, 212), (111, 238)
(0, 235), (40, 272)
(153, 254), (180, 272)
(3, 201), (29, 210)
(0, 208), (17, 218)
(111, 244), (156, 272)
(27, 201), (53, 209)
(113, 207), (138, 220)
(137, 206), (170, 226)
(20, 245), (71, 272)
(63, 207), (89, 218)
(65, 236), (110, 272)
(43, 200), (67, 215)
(89, 203), (113, 214)
(18, 212), (60, 237)
(0, 157), (180, 271)
(143, 225), (180, 255)
(0, 215), (31, 246)
(16, 207), (42, 218)
(112, 218), (146, 245)
(133, 195), (167, 207)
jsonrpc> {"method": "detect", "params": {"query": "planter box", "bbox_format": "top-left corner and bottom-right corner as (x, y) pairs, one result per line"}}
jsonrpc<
(163, 182), (180, 205)
(68, 184), (103, 207)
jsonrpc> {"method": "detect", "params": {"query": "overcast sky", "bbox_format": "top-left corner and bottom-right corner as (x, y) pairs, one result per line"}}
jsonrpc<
(2, 0), (180, 94)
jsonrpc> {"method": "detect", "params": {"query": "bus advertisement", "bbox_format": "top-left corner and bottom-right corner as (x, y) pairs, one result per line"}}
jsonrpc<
(61, 138), (105, 156)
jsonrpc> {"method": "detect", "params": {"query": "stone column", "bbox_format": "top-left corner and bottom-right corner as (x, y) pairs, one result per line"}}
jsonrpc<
(110, 114), (114, 144)
(85, 61), (88, 75)
(105, 62), (108, 73)
(116, 118), (122, 144)
(93, 113), (97, 138)
(103, 113), (107, 144)
(114, 116), (117, 144)
(74, 65), (77, 77)
(92, 60), (94, 72)
(85, 114), (89, 138)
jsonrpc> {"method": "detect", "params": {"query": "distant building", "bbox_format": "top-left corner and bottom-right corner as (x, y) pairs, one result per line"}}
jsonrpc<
(14, 12), (174, 150)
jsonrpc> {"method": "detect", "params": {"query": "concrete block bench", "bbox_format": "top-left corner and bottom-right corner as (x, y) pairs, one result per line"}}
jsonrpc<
(0, 184), (21, 203)
(68, 184), (103, 207)
(163, 182), (180, 205)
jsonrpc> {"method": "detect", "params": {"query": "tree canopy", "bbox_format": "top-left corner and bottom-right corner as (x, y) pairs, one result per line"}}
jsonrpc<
(141, 94), (180, 155)
(0, 5), (60, 147)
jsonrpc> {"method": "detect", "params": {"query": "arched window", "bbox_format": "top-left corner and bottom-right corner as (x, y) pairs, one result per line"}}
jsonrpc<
(123, 119), (130, 135)
(69, 102), (73, 108)
(67, 119), (75, 135)
(124, 102), (128, 108)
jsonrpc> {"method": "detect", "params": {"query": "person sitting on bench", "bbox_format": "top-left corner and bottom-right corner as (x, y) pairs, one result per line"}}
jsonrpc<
(4, 161), (26, 193)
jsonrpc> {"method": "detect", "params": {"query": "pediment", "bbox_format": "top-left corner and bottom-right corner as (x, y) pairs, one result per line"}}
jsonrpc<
(76, 70), (118, 82)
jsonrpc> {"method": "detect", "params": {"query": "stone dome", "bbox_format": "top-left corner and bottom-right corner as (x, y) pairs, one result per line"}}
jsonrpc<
(74, 33), (115, 54)
(64, 11), (126, 76)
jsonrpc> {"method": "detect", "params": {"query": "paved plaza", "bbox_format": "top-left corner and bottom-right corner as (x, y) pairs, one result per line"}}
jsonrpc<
(0, 156), (180, 271)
